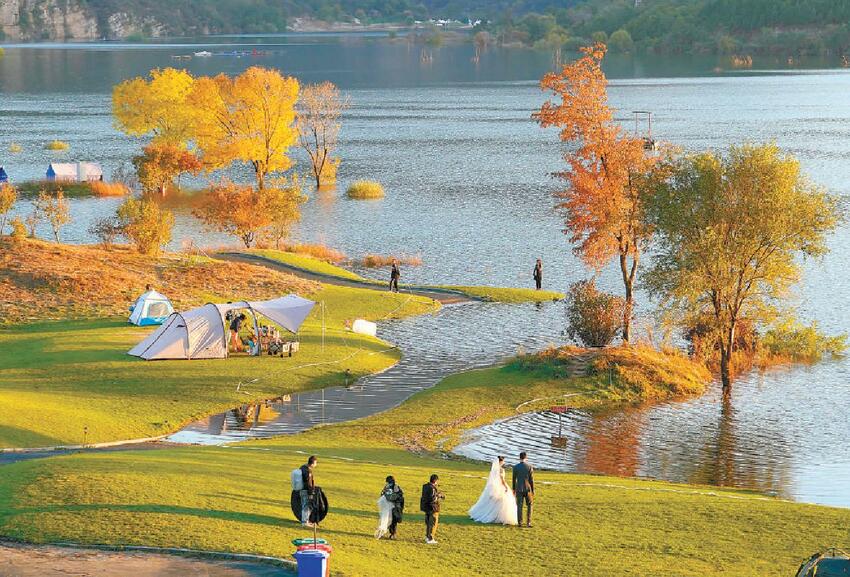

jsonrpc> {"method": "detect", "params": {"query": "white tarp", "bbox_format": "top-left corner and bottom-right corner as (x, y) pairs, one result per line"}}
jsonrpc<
(351, 319), (377, 337)
(128, 295), (315, 361)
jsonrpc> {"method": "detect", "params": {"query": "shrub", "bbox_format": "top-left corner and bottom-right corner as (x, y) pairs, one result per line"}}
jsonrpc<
(8, 142), (22, 153)
(44, 140), (70, 151)
(24, 211), (40, 237)
(0, 183), (17, 234)
(565, 279), (625, 347)
(346, 180), (384, 199)
(9, 216), (26, 240)
(117, 197), (174, 255)
(279, 242), (346, 263)
(760, 320), (847, 363)
(87, 216), (123, 248)
(89, 181), (129, 197)
(360, 254), (422, 267)
(34, 189), (70, 242)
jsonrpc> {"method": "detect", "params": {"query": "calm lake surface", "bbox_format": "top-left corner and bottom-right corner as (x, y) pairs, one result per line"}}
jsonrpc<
(2, 35), (849, 507)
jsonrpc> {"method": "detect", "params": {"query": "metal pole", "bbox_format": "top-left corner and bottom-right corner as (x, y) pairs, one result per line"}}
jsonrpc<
(321, 301), (325, 353)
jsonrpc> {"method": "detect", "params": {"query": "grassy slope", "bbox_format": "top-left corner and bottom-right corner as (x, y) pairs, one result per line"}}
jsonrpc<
(1, 366), (847, 576)
(0, 284), (438, 448)
(249, 249), (367, 281)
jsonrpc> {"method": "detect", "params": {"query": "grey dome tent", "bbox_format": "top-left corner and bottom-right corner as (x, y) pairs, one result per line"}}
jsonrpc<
(128, 295), (315, 360)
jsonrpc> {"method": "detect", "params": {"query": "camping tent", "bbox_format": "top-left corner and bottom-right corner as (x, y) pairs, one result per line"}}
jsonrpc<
(129, 290), (174, 326)
(128, 295), (315, 360)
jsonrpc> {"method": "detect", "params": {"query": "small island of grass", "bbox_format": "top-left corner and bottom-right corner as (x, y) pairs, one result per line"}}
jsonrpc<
(346, 180), (385, 199)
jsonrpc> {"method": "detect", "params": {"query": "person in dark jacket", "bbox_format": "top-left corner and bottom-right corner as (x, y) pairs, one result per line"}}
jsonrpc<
(382, 475), (404, 539)
(229, 312), (247, 352)
(420, 474), (444, 544)
(533, 259), (543, 290)
(512, 452), (534, 527)
(389, 259), (401, 293)
(299, 455), (317, 526)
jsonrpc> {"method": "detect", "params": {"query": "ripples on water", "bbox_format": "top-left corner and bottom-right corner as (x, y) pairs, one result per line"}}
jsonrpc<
(3, 39), (850, 506)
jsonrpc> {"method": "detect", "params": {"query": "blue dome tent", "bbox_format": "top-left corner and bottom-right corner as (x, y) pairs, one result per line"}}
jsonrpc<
(129, 289), (174, 326)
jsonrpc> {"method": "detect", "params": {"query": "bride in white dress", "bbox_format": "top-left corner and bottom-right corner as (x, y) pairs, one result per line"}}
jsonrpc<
(468, 456), (518, 525)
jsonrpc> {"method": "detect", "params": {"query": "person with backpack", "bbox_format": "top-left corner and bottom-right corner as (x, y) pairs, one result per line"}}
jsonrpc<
(420, 474), (444, 544)
(291, 456), (318, 526)
(376, 475), (404, 540)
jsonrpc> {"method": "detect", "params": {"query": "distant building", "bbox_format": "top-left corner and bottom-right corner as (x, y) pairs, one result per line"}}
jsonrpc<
(46, 162), (103, 182)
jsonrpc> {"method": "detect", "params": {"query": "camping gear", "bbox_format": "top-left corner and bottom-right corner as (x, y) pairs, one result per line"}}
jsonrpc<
(128, 295), (315, 360)
(129, 290), (174, 326)
(351, 319), (377, 337)
(796, 549), (850, 577)
(292, 549), (330, 577)
(291, 468), (305, 492)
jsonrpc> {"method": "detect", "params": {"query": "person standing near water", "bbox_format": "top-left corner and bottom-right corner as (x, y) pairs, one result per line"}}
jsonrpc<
(389, 259), (401, 293)
(533, 259), (543, 290)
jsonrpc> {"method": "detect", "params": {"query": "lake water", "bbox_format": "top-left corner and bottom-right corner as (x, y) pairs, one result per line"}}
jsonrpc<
(2, 35), (849, 507)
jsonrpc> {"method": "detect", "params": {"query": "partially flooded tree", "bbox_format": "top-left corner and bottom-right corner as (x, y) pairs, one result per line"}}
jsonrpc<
(296, 81), (350, 188)
(191, 67), (299, 191)
(645, 143), (840, 394)
(112, 68), (197, 145)
(133, 142), (202, 196)
(535, 43), (660, 343)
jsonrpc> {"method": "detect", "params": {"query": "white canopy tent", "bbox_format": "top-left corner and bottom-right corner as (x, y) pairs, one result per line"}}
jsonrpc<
(128, 295), (316, 361)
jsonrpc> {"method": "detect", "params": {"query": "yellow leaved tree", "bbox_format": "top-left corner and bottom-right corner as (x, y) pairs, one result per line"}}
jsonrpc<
(112, 68), (197, 145)
(191, 67), (300, 190)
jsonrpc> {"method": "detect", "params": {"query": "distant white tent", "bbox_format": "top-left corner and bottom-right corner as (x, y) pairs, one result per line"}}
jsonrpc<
(129, 290), (174, 326)
(128, 295), (316, 361)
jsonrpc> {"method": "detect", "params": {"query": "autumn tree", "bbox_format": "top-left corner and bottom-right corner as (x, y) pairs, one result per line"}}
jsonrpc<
(0, 183), (17, 234)
(191, 67), (299, 191)
(535, 43), (660, 343)
(117, 197), (175, 255)
(133, 142), (202, 196)
(194, 179), (305, 248)
(35, 189), (70, 242)
(645, 143), (839, 394)
(296, 81), (350, 188)
(262, 176), (308, 248)
(113, 68), (197, 145)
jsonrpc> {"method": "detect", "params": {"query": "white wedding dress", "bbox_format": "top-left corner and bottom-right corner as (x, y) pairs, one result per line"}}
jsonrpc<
(468, 459), (518, 525)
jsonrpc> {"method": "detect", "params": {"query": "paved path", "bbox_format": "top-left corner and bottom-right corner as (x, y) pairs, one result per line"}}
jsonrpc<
(0, 542), (292, 576)
(217, 252), (475, 304)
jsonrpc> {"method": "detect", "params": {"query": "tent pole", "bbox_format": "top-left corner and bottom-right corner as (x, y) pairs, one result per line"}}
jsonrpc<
(250, 307), (261, 356)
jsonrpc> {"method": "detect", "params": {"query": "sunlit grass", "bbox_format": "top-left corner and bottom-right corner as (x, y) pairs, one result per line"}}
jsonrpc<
(44, 140), (70, 151)
(346, 180), (385, 199)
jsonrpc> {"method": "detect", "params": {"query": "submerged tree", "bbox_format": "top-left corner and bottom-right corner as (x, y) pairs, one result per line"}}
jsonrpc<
(112, 68), (197, 145)
(645, 143), (839, 394)
(133, 142), (202, 196)
(535, 43), (661, 343)
(296, 81), (350, 188)
(191, 67), (300, 191)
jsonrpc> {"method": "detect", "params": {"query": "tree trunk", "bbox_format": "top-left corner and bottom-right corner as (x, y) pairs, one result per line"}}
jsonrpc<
(720, 321), (736, 396)
(619, 252), (635, 343)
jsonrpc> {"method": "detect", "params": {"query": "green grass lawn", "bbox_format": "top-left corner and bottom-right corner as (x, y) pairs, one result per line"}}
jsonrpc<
(440, 285), (565, 303)
(0, 284), (438, 448)
(248, 249), (367, 282)
(1, 365), (846, 576)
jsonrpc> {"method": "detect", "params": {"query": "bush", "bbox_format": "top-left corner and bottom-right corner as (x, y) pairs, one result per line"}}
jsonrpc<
(0, 183), (17, 235)
(117, 197), (174, 255)
(346, 180), (384, 199)
(565, 279), (625, 347)
(89, 181), (129, 197)
(278, 243), (346, 263)
(9, 216), (26, 240)
(360, 254), (422, 267)
(44, 140), (70, 151)
(8, 142), (22, 153)
(87, 216), (123, 248)
(760, 320), (847, 363)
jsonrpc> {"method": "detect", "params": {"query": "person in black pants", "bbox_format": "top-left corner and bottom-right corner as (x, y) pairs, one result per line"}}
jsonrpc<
(389, 259), (400, 293)
(533, 259), (543, 290)
(382, 475), (404, 539)
(420, 474), (444, 544)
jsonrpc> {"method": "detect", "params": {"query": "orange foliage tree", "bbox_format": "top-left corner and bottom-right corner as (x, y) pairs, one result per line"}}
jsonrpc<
(535, 43), (660, 343)
(133, 142), (202, 196)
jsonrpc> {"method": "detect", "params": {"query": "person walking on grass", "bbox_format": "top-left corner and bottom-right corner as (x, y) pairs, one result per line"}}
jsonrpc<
(420, 474), (444, 544)
(512, 452), (534, 528)
(300, 456), (318, 527)
(376, 475), (405, 540)
(389, 259), (401, 293)
(533, 259), (543, 290)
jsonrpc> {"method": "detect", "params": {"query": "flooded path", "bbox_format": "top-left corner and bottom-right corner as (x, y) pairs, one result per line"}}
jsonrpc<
(168, 300), (567, 444)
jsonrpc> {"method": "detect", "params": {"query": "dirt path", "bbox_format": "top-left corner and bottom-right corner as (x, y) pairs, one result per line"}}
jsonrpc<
(217, 252), (475, 304)
(0, 542), (292, 576)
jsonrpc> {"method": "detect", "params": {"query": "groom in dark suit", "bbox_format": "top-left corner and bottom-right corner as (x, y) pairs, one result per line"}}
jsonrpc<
(512, 451), (534, 527)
